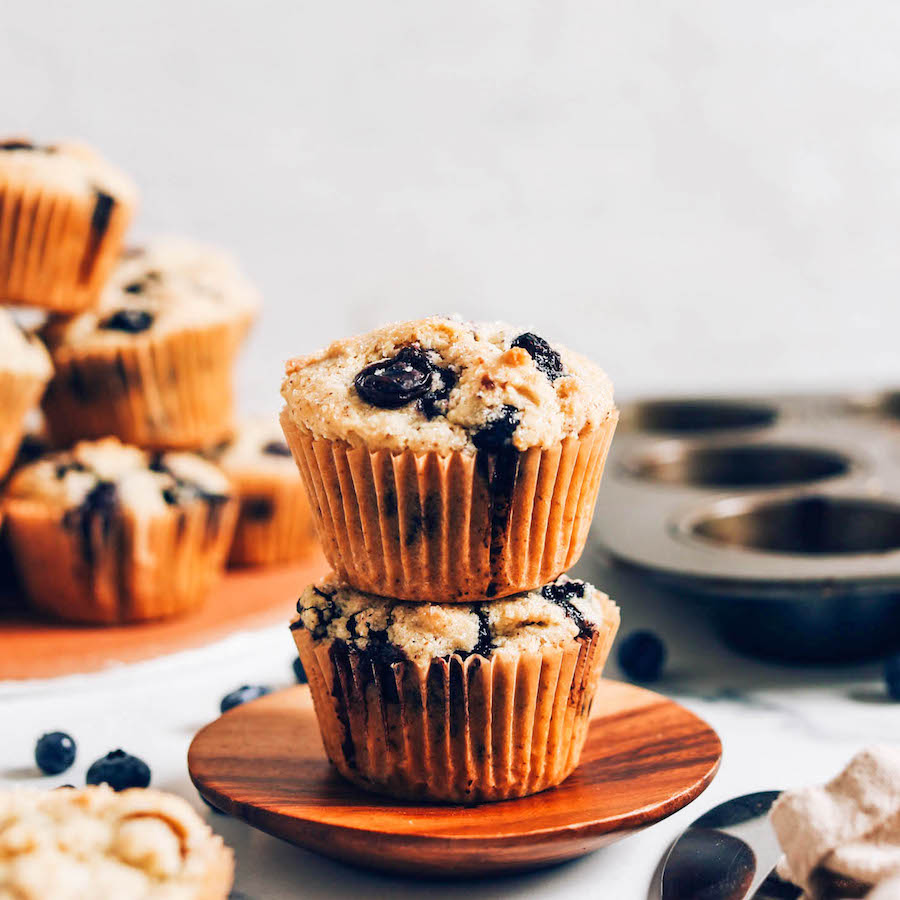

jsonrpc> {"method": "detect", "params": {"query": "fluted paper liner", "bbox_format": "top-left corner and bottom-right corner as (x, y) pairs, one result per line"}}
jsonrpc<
(281, 409), (618, 602)
(293, 607), (619, 803)
(0, 368), (49, 480)
(228, 471), (317, 566)
(3, 495), (237, 624)
(43, 321), (245, 451)
(0, 171), (135, 312)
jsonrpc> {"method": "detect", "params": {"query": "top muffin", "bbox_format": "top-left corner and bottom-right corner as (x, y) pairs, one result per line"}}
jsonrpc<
(281, 317), (614, 453)
(41, 238), (261, 352)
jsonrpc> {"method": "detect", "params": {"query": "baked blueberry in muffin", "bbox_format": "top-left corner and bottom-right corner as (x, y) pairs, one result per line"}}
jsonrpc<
(280, 316), (618, 601)
(3, 437), (237, 623)
(291, 572), (619, 802)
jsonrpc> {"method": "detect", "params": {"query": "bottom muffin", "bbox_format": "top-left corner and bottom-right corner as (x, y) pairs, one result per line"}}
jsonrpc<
(0, 785), (233, 899)
(291, 574), (620, 803)
(2, 438), (237, 624)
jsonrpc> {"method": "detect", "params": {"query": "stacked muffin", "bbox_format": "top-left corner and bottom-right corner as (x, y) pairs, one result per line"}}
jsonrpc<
(281, 316), (621, 802)
(0, 137), (314, 625)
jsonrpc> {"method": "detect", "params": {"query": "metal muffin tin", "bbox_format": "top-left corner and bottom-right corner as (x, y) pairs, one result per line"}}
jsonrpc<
(591, 392), (900, 662)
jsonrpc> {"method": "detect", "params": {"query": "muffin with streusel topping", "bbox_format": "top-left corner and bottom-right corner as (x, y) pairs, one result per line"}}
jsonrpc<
(0, 138), (137, 312)
(292, 573), (619, 803)
(3, 437), (237, 623)
(41, 238), (260, 450)
(280, 317), (617, 602)
(0, 311), (52, 481)
(0, 785), (233, 899)
(213, 418), (318, 566)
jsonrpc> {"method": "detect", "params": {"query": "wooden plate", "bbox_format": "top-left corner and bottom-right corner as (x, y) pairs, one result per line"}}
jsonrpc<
(0, 553), (328, 680)
(188, 680), (722, 877)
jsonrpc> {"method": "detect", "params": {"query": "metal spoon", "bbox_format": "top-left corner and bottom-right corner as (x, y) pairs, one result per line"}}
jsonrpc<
(658, 791), (802, 900)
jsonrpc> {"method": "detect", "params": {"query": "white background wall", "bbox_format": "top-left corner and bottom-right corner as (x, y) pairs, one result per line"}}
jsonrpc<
(4, 1), (899, 413)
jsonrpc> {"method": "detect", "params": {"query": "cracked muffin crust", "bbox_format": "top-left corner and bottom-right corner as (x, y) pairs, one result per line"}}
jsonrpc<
(291, 573), (620, 802)
(39, 238), (260, 450)
(212, 419), (317, 566)
(281, 316), (614, 454)
(0, 138), (138, 312)
(0, 785), (233, 900)
(0, 313), (52, 481)
(279, 317), (618, 602)
(3, 438), (237, 623)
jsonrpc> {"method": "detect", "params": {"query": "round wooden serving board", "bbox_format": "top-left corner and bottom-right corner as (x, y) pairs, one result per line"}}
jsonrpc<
(0, 552), (328, 680)
(188, 680), (722, 877)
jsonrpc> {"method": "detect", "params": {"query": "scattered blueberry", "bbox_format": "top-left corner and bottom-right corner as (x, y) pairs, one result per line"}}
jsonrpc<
(99, 308), (154, 333)
(419, 366), (457, 420)
(617, 631), (667, 683)
(511, 332), (564, 381)
(472, 405), (521, 451)
(354, 347), (434, 409)
(220, 685), (272, 714)
(85, 749), (151, 791)
(35, 732), (77, 775)
(885, 653), (900, 701)
(262, 440), (291, 457)
(292, 657), (308, 684)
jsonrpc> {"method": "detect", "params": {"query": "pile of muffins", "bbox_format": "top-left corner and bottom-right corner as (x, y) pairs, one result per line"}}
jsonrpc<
(280, 316), (622, 802)
(0, 138), (316, 625)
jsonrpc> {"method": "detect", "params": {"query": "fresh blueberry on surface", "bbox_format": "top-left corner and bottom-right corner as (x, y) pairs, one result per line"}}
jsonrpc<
(510, 332), (564, 381)
(99, 308), (154, 333)
(85, 749), (151, 791)
(886, 653), (900, 701)
(292, 657), (308, 684)
(472, 405), (521, 451)
(220, 685), (272, 714)
(617, 631), (667, 683)
(354, 347), (434, 409)
(35, 732), (77, 775)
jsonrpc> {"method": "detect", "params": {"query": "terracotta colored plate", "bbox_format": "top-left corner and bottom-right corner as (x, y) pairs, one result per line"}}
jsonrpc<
(188, 680), (722, 877)
(0, 553), (329, 680)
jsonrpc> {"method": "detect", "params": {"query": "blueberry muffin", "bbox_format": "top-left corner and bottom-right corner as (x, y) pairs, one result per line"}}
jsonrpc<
(771, 746), (900, 899)
(280, 317), (618, 602)
(292, 573), (619, 802)
(0, 138), (137, 312)
(2, 437), (237, 623)
(40, 238), (260, 450)
(213, 419), (317, 567)
(0, 311), (52, 481)
(0, 785), (233, 899)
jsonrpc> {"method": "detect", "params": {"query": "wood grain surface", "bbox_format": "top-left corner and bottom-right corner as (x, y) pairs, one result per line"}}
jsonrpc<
(0, 553), (328, 680)
(188, 680), (722, 877)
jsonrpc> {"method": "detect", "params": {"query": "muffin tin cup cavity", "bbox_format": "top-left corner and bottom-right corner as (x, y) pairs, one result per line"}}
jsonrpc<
(689, 496), (900, 557)
(624, 399), (778, 435)
(625, 443), (852, 490)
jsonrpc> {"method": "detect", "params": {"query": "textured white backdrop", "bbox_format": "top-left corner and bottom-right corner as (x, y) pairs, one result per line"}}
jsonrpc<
(3, 1), (899, 412)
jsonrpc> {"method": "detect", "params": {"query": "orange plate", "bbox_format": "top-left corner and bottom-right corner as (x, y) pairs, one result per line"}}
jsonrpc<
(0, 553), (329, 680)
(188, 680), (722, 877)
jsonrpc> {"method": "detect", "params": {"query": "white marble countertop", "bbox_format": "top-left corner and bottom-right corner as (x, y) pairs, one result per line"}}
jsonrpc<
(3, 551), (897, 900)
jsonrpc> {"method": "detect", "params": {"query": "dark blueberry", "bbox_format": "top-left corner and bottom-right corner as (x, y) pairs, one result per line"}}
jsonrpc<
(541, 580), (592, 638)
(123, 281), (145, 294)
(472, 405), (521, 451)
(63, 481), (118, 567)
(419, 366), (458, 419)
(35, 732), (76, 775)
(617, 631), (666, 683)
(354, 347), (434, 409)
(99, 309), (154, 333)
(262, 440), (291, 457)
(886, 653), (900, 701)
(0, 140), (35, 151)
(471, 605), (494, 658)
(220, 684), (272, 714)
(85, 749), (151, 791)
(510, 332), (564, 381)
(292, 657), (308, 684)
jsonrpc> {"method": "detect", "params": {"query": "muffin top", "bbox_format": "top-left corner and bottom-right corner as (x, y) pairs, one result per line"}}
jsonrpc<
(0, 312), (52, 379)
(5, 437), (231, 517)
(213, 418), (295, 477)
(281, 317), (615, 453)
(0, 785), (232, 900)
(293, 574), (618, 664)
(41, 238), (261, 352)
(0, 138), (137, 204)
